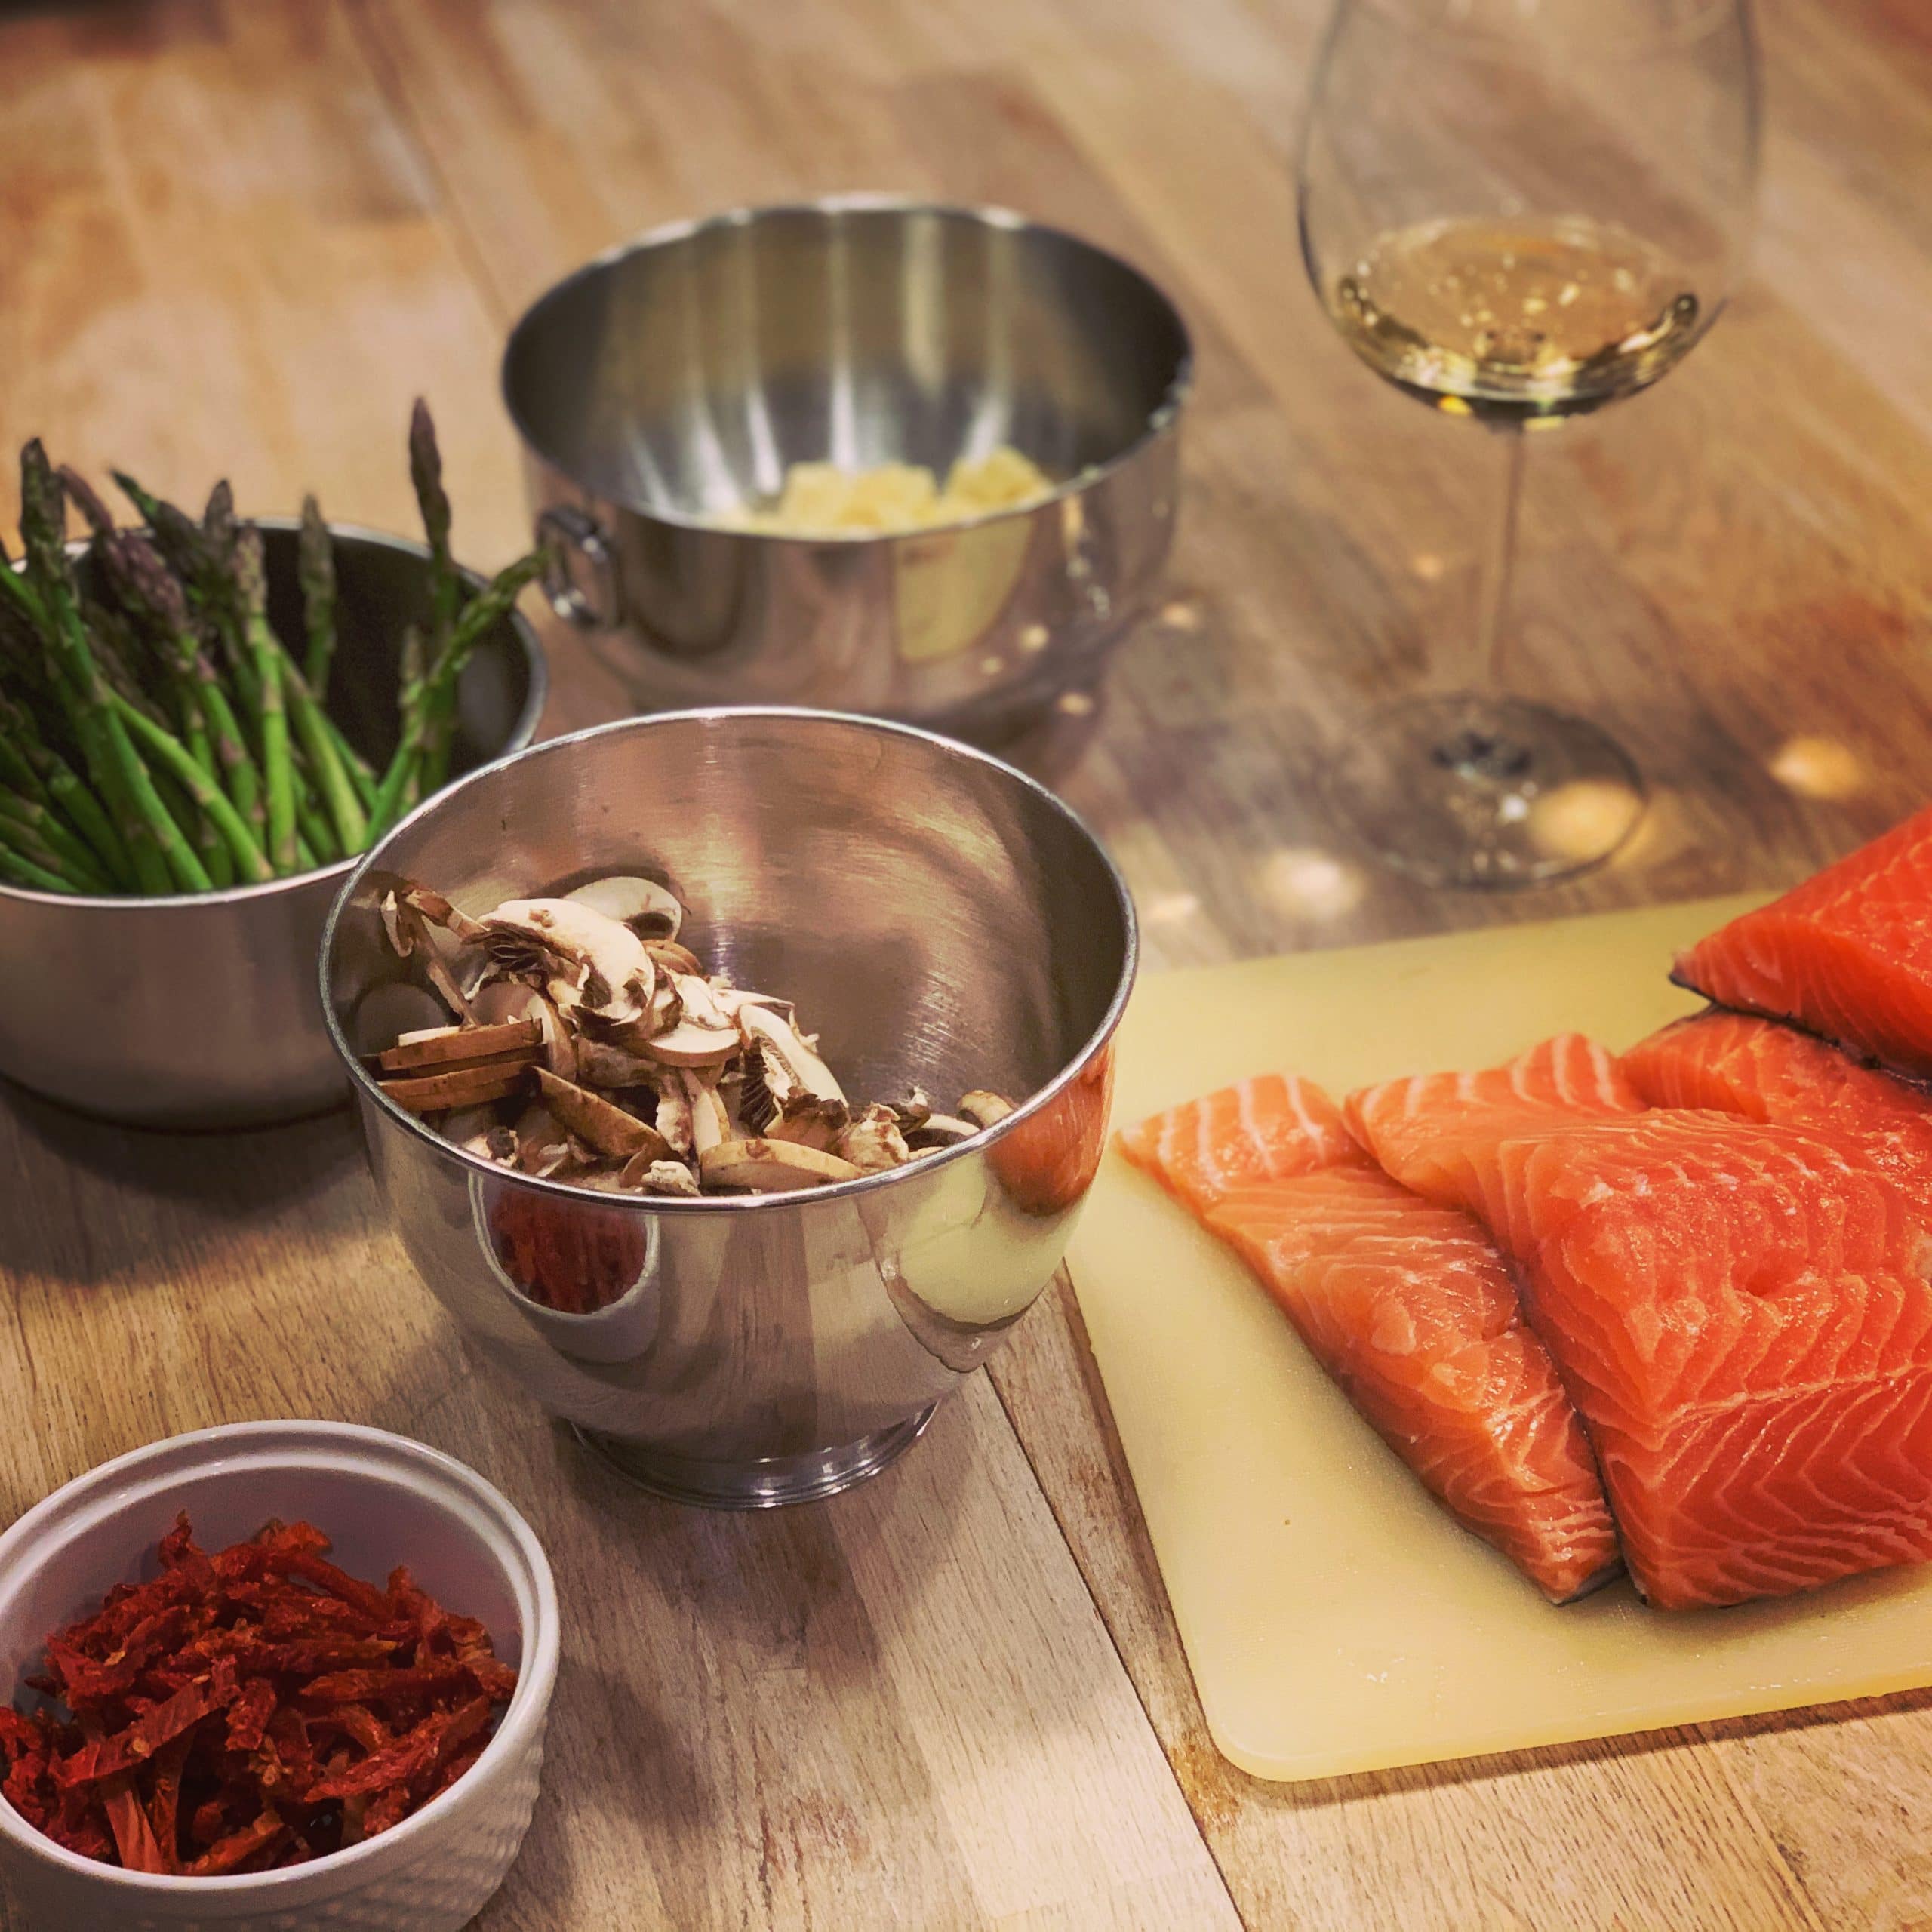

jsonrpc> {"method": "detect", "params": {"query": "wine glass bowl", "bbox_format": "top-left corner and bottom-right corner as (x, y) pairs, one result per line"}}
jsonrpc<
(1299, 0), (1761, 887)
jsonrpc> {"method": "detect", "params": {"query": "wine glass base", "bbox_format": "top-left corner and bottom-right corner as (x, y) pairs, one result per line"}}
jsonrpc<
(1326, 693), (1647, 891)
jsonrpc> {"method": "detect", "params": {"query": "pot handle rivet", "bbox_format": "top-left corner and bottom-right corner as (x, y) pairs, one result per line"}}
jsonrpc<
(537, 505), (622, 629)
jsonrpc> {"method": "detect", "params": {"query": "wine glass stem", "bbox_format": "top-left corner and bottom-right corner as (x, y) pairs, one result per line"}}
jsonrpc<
(1439, 427), (1530, 781)
(1475, 426), (1527, 691)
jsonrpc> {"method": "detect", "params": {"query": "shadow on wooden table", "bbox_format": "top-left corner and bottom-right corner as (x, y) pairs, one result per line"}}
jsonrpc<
(0, 1081), (368, 1286)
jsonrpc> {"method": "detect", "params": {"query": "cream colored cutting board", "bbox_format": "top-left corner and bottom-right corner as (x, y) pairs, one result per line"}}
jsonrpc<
(1066, 895), (1932, 1783)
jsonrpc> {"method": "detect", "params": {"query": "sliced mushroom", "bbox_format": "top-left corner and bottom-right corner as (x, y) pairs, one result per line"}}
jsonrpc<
(767, 1094), (851, 1153)
(904, 1113), (977, 1150)
(377, 1019), (542, 1075)
(574, 1037), (663, 1089)
(386, 897), (476, 1022)
(712, 985), (798, 1029)
(472, 986), (577, 1081)
(447, 1110), (519, 1164)
(699, 1138), (865, 1192)
(400, 885), (487, 945)
(533, 1067), (671, 1162)
(381, 1061), (531, 1114)
(562, 875), (684, 940)
(959, 1091), (1016, 1131)
(889, 1087), (934, 1131)
(737, 1004), (844, 1107)
(512, 1102), (575, 1176)
(835, 1103), (912, 1174)
(654, 1078), (696, 1158)
(737, 1042), (773, 1133)
(682, 1069), (731, 1160)
(481, 899), (656, 1029)
(617, 1152), (703, 1196)
(645, 938), (703, 978)
(379, 890), (412, 958)
(634, 1017), (740, 1068)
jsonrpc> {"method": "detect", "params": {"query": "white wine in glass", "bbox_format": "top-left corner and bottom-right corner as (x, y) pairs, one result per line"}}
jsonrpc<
(1299, 0), (1761, 888)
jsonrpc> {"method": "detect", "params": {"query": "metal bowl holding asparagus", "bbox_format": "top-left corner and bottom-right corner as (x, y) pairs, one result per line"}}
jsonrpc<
(0, 404), (548, 1128)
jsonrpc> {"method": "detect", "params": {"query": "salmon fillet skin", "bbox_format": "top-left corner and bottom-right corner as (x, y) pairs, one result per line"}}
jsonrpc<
(1121, 1077), (1620, 1603)
(1672, 803), (1932, 1077)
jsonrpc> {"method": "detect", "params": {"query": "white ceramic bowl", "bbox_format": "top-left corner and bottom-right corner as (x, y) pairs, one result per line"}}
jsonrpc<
(0, 1422), (558, 1932)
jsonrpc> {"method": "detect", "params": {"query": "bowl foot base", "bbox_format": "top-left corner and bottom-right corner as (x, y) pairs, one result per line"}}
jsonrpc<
(571, 1404), (939, 1509)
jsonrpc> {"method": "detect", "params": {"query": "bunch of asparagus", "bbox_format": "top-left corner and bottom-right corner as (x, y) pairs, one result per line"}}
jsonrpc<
(0, 402), (545, 897)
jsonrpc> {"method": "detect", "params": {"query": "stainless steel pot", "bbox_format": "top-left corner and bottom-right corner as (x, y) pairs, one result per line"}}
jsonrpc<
(321, 708), (1137, 1507)
(502, 197), (1192, 738)
(0, 523), (546, 1130)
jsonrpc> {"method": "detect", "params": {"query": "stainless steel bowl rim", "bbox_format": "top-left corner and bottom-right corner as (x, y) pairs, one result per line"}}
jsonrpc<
(0, 518), (549, 912)
(500, 192), (1196, 540)
(321, 703), (1140, 1214)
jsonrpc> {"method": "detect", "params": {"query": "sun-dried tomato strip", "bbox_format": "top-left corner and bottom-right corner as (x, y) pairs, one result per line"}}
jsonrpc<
(362, 1781), (413, 1838)
(53, 1666), (238, 1788)
(303, 1697), (491, 1802)
(145, 1731), (192, 1875)
(188, 1807), (288, 1876)
(314, 1702), (391, 1755)
(297, 1664), (470, 1706)
(226, 1678), (278, 1754)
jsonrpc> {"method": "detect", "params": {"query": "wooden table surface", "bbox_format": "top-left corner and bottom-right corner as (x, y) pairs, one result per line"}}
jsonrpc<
(5, 1), (1932, 1925)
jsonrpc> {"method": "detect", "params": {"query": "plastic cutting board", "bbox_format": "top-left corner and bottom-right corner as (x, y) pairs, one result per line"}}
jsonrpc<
(1065, 895), (1932, 1782)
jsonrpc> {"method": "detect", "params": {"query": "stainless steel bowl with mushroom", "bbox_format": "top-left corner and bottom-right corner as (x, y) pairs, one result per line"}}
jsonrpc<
(321, 708), (1136, 1508)
(363, 874), (1018, 1200)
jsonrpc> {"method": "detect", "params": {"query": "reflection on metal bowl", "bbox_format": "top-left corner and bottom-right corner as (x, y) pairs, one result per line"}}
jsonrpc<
(502, 196), (1192, 738)
(321, 708), (1137, 1508)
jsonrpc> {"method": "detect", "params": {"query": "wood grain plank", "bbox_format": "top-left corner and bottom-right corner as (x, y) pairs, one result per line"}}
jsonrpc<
(0, 0), (527, 561)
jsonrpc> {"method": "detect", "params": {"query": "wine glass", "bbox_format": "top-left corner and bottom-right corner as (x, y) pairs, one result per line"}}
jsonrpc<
(1298, 0), (1761, 888)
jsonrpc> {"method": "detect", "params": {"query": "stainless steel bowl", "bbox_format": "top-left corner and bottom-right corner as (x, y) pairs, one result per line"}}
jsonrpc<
(320, 708), (1137, 1507)
(502, 196), (1192, 738)
(0, 522), (546, 1130)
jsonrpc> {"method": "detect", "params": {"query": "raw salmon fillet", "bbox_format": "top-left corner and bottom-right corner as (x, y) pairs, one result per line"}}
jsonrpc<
(1623, 1011), (1932, 1181)
(1440, 1109), (1932, 1609)
(1121, 1078), (1620, 1603)
(1673, 803), (1932, 1076)
(1116, 1072), (1364, 1216)
(1346, 1034), (1644, 1221)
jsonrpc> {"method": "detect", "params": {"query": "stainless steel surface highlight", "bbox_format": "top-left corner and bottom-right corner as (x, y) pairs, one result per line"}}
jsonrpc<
(0, 522), (546, 1130)
(321, 708), (1137, 1506)
(502, 197), (1192, 737)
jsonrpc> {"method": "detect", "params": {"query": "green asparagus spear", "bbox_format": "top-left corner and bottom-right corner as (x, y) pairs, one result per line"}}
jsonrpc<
(408, 401), (465, 794)
(0, 693), (136, 886)
(0, 792), (114, 893)
(109, 697), (272, 884)
(57, 466), (117, 538)
(235, 525), (362, 862)
(20, 445), (194, 892)
(100, 533), (266, 833)
(298, 494), (337, 700)
(0, 833), (82, 895)
(366, 550), (544, 838)
(203, 478), (237, 555)
(228, 528), (294, 872)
